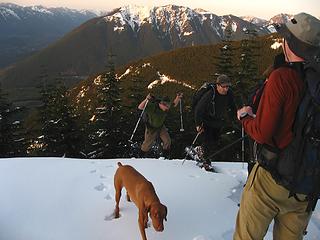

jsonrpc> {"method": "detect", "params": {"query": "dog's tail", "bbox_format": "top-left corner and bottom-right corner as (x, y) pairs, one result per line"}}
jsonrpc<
(117, 162), (123, 167)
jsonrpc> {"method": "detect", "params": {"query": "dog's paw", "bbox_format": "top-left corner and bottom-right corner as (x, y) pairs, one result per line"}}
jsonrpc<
(114, 209), (121, 219)
(104, 212), (118, 221)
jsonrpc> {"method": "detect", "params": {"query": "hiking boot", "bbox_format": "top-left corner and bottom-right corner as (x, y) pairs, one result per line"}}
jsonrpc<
(163, 149), (171, 160)
(203, 163), (216, 172)
(138, 149), (148, 158)
(200, 160), (216, 172)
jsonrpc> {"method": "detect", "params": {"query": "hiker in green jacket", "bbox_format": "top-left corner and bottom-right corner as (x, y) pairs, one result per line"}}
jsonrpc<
(138, 93), (182, 158)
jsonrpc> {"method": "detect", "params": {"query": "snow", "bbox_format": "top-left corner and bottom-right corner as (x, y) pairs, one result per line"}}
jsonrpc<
(0, 8), (21, 20)
(31, 6), (54, 15)
(267, 24), (277, 33)
(118, 67), (132, 79)
(184, 31), (194, 36)
(147, 72), (196, 90)
(271, 41), (282, 50)
(105, 5), (152, 32)
(0, 157), (319, 240)
(220, 17), (237, 33)
(231, 22), (237, 32)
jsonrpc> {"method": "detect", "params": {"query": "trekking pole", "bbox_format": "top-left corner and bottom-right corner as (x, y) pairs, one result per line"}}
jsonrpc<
(242, 126), (245, 168)
(206, 135), (248, 160)
(179, 99), (184, 132)
(129, 99), (149, 142)
(182, 131), (201, 165)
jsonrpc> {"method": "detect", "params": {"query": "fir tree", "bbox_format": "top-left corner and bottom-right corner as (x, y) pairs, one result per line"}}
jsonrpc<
(124, 73), (147, 143)
(234, 27), (260, 105)
(33, 76), (82, 157)
(10, 107), (29, 157)
(87, 54), (123, 158)
(0, 85), (27, 157)
(215, 21), (236, 80)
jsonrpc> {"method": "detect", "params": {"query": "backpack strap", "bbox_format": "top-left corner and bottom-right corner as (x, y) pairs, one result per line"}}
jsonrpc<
(210, 85), (216, 116)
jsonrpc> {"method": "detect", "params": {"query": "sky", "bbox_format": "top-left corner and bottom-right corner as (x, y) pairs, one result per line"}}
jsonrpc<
(6, 0), (320, 20)
(0, 157), (319, 240)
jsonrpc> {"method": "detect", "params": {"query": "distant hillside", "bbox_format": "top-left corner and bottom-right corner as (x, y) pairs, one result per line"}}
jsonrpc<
(0, 4), (277, 107)
(0, 3), (98, 68)
(70, 33), (282, 116)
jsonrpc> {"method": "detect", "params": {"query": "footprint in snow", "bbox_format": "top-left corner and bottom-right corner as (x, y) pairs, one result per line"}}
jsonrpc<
(192, 235), (206, 240)
(105, 193), (112, 200)
(94, 183), (107, 191)
(90, 169), (97, 174)
(189, 174), (200, 178)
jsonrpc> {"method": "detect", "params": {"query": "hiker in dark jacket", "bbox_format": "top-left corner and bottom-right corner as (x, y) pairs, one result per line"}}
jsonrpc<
(194, 74), (236, 170)
(138, 93), (182, 158)
(234, 13), (320, 240)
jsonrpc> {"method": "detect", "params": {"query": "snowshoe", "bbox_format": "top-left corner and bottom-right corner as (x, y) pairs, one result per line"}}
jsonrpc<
(150, 141), (163, 159)
(127, 141), (141, 158)
(185, 145), (204, 162)
(198, 161), (216, 172)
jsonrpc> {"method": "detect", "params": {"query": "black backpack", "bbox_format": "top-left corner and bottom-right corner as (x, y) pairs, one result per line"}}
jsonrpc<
(257, 62), (320, 212)
(192, 82), (216, 114)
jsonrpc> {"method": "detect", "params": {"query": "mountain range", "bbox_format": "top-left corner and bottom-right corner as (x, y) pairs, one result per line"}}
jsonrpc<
(0, 3), (292, 107)
(0, 3), (100, 68)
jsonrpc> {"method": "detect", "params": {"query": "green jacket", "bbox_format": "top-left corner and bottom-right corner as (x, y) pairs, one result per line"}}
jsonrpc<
(144, 101), (168, 129)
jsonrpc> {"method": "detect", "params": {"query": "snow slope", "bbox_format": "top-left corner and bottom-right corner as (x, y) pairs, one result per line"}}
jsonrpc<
(0, 158), (319, 240)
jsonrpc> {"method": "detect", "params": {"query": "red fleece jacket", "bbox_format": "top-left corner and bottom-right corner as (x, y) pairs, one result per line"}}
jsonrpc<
(242, 66), (304, 149)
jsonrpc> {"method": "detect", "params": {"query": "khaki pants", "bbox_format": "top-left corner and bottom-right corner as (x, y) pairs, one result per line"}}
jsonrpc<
(234, 163), (311, 240)
(141, 126), (171, 152)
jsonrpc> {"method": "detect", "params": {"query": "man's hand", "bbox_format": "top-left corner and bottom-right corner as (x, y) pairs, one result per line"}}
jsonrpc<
(196, 125), (204, 133)
(173, 92), (183, 107)
(237, 106), (255, 120)
(146, 93), (153, 100)
(176, 92), (183, 99)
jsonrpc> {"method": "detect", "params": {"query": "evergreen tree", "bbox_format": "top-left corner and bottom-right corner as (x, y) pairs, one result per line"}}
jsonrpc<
(0, 85), (27, 157)
(0, 86), (15, 157)
(10, 106), (29, 156)
(234, 27), (260, 105)
(215, 21), (236, 80)
(233, 27), (261, 162)
(33, 77), (82, 157)
(87, 54), (123, 158)
(124, 73), (147, 143)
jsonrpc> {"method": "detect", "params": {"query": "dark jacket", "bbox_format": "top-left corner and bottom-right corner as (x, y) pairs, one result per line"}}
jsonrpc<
(194, 87), (236, 129)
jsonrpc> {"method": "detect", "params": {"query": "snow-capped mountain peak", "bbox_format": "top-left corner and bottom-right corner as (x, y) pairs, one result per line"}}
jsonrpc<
(240, 15), (267, 26)
(0, 3), (98, 22)
(105, 5), (203, 34)
(269, 13), (293, 24)
(103, 4), (271, 40)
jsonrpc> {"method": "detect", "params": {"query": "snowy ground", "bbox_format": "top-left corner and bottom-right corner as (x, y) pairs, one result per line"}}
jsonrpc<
(0, 157), (319, 240)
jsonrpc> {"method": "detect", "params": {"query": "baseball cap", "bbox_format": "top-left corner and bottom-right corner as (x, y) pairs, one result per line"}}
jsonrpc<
(274, 13), (320, 61)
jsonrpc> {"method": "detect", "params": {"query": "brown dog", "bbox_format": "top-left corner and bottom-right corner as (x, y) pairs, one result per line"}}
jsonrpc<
(114, 162), (167, 240)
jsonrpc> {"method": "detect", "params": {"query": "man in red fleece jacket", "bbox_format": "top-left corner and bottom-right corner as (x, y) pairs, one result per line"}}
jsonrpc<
(233, 13), (320, 240)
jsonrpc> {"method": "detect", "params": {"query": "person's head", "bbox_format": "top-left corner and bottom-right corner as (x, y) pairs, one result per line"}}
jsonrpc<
(274, 13), (320, 63)
(159, 96), (171, 111)
(215, 74), (231, 95)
